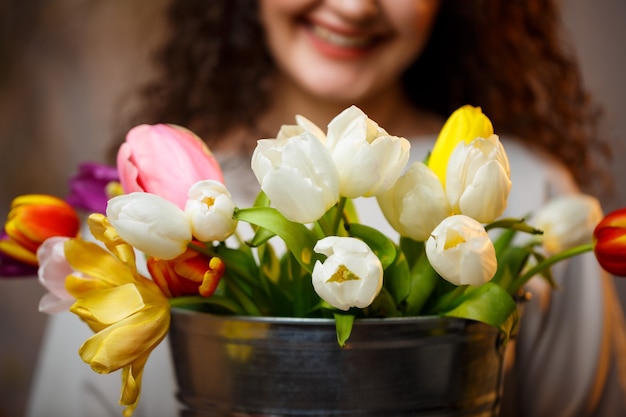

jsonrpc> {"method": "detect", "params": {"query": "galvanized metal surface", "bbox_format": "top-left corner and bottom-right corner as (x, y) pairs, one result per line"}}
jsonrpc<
(169, 308), (507, 417)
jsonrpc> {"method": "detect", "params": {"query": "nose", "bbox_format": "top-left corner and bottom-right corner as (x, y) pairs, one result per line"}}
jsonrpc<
(324, 0), (379, 21)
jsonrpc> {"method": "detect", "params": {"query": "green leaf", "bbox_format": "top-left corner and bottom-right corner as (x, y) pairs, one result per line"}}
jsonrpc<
(346, 222), (396, 270)
(404, 255), (440, 316)
(491, 245), (531, 289)
(383, 250), (411, 306)
(399, 237), (425, 269)
(252, 190), (271, 208)
(442, 282), (519, 341)
(224, 278), (263, 316)
(367, 286), (400, 317)
(234, 207), (321, 273)
(492, 228), (517, 258)
(342, 198), (359, 224)
(317, 198), (348, 237)
(258, 242), (280, 285)
(248, 227), (277, 247)
(334, 313), (355, 347)
(211, 245), (261, 289)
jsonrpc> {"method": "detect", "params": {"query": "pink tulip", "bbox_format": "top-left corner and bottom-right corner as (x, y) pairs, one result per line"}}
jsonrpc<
(36, 237), (75, 313)
(117, 124), (224, 208)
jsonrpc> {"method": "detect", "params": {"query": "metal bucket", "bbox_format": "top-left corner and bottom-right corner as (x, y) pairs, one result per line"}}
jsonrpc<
(168, 308), (507, 417)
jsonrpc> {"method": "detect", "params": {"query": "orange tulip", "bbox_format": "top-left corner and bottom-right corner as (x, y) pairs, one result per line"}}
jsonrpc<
(0, 195), (80, 265)
(147, 246), (225, 298)
(593, 207), (626, 276)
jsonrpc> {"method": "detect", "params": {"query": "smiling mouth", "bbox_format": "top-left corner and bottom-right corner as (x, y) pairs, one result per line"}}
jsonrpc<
(310, 24), (376, 49)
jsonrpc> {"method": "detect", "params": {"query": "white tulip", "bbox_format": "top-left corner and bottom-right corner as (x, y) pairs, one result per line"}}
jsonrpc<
(185, 180), (238, 242)
(425, 215), (497, 286)
(532, 194), (603, 254)
(377, 162), (451, 241)
(106, 192), (192, 259)
(326, 106), (410, 198)
(312, 236), (383, 311)
(445, 135), (511, 223)
(251, 131), (340, 223)
(275, 115), (326, 142)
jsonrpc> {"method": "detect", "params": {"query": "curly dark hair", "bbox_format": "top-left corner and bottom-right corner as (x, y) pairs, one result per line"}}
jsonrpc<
(121, 0), (610, 195)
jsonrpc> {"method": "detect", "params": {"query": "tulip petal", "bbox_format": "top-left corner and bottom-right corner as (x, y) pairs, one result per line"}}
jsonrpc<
(63, 239), (135, 288)
(593, 207), (626, 276)
(119, 354), (149, 417)
(457, 160), (511, 223)
(71, 283), (145, 325)
(118, 124), (224, 209)
(36, 237), (76, 312)
(107, 193), (192, 259)
(76, 302), (169, 373)
(426, 215), (497, 286)
(428, 105), (494, 184)
(312, 236), (383, 310)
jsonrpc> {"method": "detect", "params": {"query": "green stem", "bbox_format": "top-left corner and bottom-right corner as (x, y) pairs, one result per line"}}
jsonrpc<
(331, 197), (347, 234)
(429, 285), (468, 314)
(510, 243), (593, 294)
(187, 241), (215, 257)
(169, 296), (208, 307)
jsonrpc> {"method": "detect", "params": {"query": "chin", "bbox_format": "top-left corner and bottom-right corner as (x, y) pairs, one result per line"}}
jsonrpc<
(305, 80), (389, 107)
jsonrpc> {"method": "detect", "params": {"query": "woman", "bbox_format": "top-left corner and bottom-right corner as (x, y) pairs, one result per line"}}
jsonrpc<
(28, 1), (626, 416)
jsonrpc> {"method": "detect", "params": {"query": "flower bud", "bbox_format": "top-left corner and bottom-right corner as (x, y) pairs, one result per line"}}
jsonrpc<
(377, 162), (450, 241)
(251, 131), (339, 223)
(593, 207), (626, 276)
(534, 194), (603, 255)
(425, 215), (497, 286)
(185, 180), (238, 242)
(428, 105), (494, 184)
(326, 106), (410, 198)
(312, 236), (383, 311)
(0, 194), (80, 265)
(106, 192), (192, 260)
(65, 162), (120, 214)
(445, 135), (511, 223)
(117, 124), (224, 209)
(148, 248), (225, 297)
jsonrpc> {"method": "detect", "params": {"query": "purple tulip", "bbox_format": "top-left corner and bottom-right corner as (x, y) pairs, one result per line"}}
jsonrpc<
(65, 162), (119, 213)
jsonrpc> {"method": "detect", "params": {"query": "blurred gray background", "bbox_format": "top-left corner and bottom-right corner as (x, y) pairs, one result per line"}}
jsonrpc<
(0, 1), (624, 416)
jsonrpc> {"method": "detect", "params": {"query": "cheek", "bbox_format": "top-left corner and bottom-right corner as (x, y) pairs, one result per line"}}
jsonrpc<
(259, 0), (310, 53)
(259, 0), (314, 27)
(386, 0), (441, 55)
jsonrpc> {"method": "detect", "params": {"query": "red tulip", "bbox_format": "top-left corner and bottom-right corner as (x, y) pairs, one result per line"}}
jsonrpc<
(593, 207), (626, 276)
(147, 247), (225, 298)
(0, 195), (80, 265)
(117, 124), (224, 209)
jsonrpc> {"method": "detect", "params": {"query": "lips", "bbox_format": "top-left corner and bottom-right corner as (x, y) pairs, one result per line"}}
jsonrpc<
(305, 21), (383, 59)
(310, 24), (375, 49)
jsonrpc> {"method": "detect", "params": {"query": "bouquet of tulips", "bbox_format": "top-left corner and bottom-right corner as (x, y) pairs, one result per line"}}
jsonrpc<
(1, 105), (625, 417)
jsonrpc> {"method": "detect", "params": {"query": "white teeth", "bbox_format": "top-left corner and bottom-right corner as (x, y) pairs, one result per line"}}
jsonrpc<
(311, 25), (372, 48)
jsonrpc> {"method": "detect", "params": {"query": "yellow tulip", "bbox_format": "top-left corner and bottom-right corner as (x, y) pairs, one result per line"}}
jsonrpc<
(428, 105), (494, 184)
(62, 220), (170, 417)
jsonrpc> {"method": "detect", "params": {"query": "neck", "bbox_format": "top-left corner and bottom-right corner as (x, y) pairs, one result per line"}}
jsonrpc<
(256, 73), (443, 139)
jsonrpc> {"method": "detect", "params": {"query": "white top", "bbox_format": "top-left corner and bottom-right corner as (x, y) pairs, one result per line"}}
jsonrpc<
(26, 137), (626, 417)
